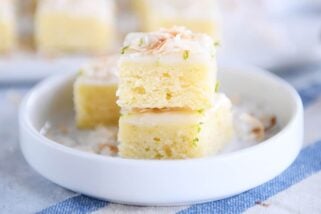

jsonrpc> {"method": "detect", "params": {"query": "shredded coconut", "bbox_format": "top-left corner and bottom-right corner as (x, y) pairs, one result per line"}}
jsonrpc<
(78, 55), (119, 84)
(122, 26), (216, 56)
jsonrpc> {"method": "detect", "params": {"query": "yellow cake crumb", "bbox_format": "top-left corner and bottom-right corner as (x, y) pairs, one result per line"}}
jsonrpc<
(118, 94), (233, 159)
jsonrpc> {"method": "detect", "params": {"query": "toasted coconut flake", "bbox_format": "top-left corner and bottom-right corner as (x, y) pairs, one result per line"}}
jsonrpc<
(122, 26), (215, 55)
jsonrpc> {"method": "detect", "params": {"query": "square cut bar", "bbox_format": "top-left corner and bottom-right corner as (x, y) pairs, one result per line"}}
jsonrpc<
(74, 56), (120, 129)
(117, 27), (217, 110)
(0, 0), (16, 53)
(138, 0), (221, 41)
(35, 0), (115, 53)
(118, 94), (233, 159)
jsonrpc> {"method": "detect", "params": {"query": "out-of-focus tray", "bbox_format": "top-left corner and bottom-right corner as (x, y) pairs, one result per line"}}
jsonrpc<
(0, 53), (93, 83)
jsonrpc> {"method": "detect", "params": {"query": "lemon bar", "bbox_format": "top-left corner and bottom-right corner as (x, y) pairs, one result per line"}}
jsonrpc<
(74, 56), (120, 129)
(118, 94), (233, 159)
(140, 0), (221, 41)
(117, 27), (217, 110)
(35, 0), (115, 54)
(0, 0), (16, 53)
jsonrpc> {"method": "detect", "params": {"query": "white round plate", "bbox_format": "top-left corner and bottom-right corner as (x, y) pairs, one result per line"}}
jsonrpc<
(19, 66), (303, 206)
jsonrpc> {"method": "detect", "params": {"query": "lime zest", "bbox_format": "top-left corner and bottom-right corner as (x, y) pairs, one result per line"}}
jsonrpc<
(121, 45), (130, 54)
(183, 50), (189, 60)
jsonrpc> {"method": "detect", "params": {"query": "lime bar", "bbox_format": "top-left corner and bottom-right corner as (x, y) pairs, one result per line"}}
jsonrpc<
(117, 27), (217, 110)
(74, 56), (120, 128)
(118, 94), (233, 159)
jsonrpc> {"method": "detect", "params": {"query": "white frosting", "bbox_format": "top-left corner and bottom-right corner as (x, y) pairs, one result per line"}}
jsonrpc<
(149, 0), (220, 20)
(0, 0), (15, 21)
(78, 55), (119, 84)
(121, 26), (216, 57)
(38, 0), (114, 21)
(119, 52), (216, 65)
(123, 93), (232, 125)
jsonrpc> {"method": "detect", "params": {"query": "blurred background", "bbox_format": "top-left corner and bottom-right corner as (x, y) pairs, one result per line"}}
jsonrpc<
(0, 0), (320, 82)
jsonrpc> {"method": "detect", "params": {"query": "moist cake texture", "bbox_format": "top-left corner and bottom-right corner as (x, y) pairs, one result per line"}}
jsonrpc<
(74, 56), (120, 128)
(118, 94), (233, 159)
(117, 26), (217, 110)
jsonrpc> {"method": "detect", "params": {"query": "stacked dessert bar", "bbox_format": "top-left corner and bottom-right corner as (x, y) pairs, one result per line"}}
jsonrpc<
(117, 27), (233, 159)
